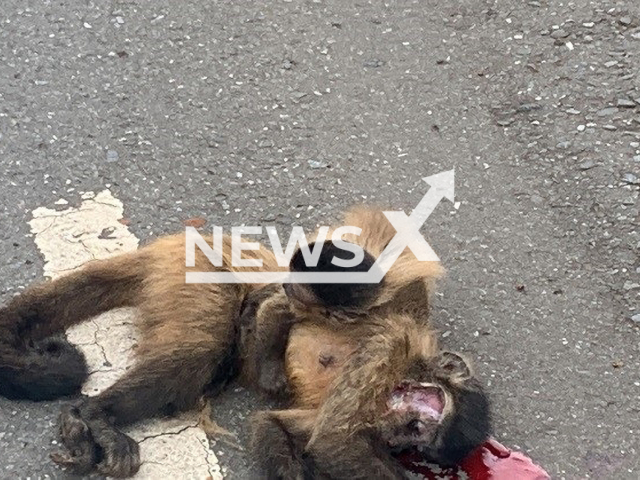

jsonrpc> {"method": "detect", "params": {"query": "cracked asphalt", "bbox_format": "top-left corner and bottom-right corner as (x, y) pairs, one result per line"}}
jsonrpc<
(1, 1), (639, 479)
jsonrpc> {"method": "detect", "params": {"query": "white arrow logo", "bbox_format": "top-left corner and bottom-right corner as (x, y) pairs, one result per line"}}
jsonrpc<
(375, 169), (455, 274)
(186, 169), (455, 284)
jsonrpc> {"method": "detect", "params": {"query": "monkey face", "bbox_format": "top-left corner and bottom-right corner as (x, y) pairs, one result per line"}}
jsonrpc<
(382, 380), (446, 447)
(381, 351), (491, 466)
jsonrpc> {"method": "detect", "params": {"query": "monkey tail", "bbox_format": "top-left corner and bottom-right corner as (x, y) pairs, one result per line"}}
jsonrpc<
(0, 252), (147, 400)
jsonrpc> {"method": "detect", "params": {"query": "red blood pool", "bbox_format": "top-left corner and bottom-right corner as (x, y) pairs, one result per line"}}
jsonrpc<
(399, 438), (550, 480)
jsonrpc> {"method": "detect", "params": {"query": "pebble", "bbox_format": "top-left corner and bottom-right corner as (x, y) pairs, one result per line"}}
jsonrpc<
(623, 282), (640, 290)
(578, 160), (597, 170)
(631, 314), (640, 324)
(577, 125), (586, 132)
(597, 107), (619, 116)
(603, 124), (617, 131)
(550, 29), (569, 39)
(617, 98), (636, 108)
(566, 108), (581, 115)
(633, 155), (640, 162)
(604, 60), (618, 68)
(623, 173), (639, 184)
(619, 16), (633, 26)
(531, 194), (544, 205)
(291, 91), (308, 102)
(307, 160), (328, 169)
(583, 22), (595, 28)
(106, 150), (119, 163)
(363, 59), (385, 68)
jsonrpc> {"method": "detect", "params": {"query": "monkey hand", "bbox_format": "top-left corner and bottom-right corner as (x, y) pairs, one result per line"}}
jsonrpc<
(257, 357), (289, 395)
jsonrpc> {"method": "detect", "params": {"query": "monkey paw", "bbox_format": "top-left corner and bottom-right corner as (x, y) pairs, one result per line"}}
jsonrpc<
(51, 406), (98, 474)
(52, 406), (141, 478)
(258, 358), (288, 395)
(94, 426), (140, 477)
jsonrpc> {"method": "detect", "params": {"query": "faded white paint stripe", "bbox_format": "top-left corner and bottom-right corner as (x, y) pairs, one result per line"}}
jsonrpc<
(29, 190), (222, 480)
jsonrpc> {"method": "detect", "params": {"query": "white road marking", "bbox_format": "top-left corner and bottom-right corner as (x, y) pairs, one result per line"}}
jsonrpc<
(29, 190), (222, 480)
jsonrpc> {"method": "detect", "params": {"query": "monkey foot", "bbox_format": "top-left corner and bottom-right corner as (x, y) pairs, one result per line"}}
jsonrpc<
(52, 406), (141, 478)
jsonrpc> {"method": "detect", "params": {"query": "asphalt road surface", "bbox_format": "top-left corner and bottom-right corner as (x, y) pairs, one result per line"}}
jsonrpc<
(1, 1), (639, 479)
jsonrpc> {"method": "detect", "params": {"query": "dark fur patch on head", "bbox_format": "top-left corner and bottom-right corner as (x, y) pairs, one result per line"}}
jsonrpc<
(288, 240), (383, 309)
(434, 381), (491, 466)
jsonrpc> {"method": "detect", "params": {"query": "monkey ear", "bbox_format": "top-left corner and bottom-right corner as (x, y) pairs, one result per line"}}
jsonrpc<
(285, 240), (383, 309)
(436, 351), (473, 382)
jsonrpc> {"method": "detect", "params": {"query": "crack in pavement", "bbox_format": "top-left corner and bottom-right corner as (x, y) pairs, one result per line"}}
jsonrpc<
(137, 424), (199, 443)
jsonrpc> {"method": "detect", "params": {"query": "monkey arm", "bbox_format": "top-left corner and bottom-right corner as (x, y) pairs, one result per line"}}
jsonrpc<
(253, 408), (403, 480)
(240, 285), (297, 396)
(303, 432), (405, 480)
(304, 318), (414, 479)
(252, 409), (318, 480)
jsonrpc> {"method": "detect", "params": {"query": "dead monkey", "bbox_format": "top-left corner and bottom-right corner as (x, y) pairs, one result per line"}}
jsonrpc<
(0, 206), (489, 477)
(246, 208), (491, 478)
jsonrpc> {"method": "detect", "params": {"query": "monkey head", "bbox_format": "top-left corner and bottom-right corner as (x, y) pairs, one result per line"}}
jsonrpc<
(284, 240), (384, 311)
(381, 351), (491, 467)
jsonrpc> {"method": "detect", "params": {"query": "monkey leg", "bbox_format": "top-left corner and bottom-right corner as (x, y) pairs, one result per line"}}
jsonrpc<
(0, 252), (146, 342)
(0, 252), (146, 401)
(251, 409), (318, 480)
(240, 285), (296, 397)
(252, 409), (403, 480)
(53, 339), (235, 477)
(53, 287), (241, 478)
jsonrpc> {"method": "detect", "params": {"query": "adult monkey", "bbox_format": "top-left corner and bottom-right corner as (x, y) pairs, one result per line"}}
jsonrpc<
(0, 207), (490, 477)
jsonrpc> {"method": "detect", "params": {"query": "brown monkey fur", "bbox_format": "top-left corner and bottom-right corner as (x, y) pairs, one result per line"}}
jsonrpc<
(0, 207), (490, 478)
(247, 209), (490, 479)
